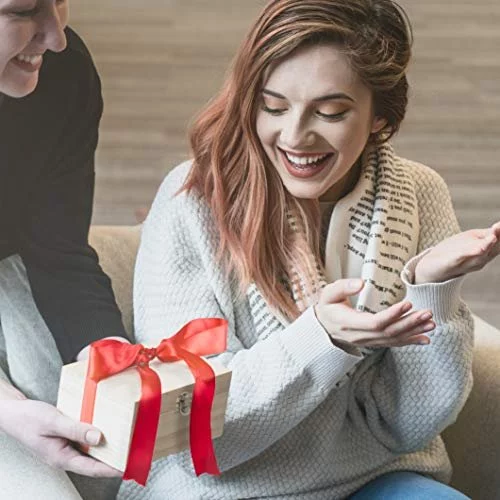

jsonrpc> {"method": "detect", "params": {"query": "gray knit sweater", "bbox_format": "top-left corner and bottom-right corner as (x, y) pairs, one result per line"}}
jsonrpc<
(119, 158), (473, 500)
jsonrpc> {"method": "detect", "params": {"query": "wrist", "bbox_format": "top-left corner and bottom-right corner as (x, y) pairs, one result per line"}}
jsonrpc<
(76, 336), (131, 362)
(414, 264), (433, 284)
(313, 304), (329, 333)
(0, 381), (27, 433)
(403, 248), (436, 285)
(328, 335), (361, 356)
(414, 264), (453, 285)
(313, 305), (360, 356)
(0, 379), (26, 401)
(412, 254), (442, 285)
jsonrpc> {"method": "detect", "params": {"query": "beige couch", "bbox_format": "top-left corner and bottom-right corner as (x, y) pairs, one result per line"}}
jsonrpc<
(89, 225), (500, 500)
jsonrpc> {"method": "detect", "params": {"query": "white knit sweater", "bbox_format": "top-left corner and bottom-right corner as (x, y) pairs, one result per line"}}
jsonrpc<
(119, 157), (473, 500)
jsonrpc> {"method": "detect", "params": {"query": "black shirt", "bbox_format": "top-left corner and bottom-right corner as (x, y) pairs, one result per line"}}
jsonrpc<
(0, 28), (127, 363)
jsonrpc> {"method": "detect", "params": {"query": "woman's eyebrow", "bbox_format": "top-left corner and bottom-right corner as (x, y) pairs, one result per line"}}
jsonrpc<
(313, 93), (355, 103)
(262, 89), (287, 100)
(262, 89), (355, 103)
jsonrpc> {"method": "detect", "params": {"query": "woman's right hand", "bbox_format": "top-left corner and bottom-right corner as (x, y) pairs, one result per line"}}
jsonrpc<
(314, 279), (435, 349)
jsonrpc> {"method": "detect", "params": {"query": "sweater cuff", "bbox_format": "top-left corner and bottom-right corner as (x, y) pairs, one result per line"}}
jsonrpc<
(278, 307), (362, 394)
(402, 251), (466, 324)
(60, 312), (130, 363)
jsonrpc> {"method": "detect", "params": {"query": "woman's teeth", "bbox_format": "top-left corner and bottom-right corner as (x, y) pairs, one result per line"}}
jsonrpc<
(16, 54), (42, 65)
(285, 152), (329, 166)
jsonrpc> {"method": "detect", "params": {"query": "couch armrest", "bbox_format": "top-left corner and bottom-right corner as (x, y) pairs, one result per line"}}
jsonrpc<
(443, 315), (500, 499)
(88, 225), (141, 339)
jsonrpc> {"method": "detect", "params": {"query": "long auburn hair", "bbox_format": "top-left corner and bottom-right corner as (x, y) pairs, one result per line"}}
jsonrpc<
(183, 0), (413, 319)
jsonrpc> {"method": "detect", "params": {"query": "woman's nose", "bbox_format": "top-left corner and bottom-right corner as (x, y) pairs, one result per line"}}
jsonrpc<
(280, 114), (315, 150)
(33, 6), (67, 53)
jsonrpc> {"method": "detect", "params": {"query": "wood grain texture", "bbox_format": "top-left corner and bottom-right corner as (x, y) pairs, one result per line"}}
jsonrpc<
(70, 0), (500, 327)
(57, 357), (231, 471)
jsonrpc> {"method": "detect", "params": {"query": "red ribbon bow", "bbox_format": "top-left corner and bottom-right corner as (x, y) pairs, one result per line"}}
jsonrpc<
(80, 318), (228, 486)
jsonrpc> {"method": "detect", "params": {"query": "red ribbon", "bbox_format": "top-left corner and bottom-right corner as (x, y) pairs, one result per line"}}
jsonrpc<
(80, 318), (228, 486)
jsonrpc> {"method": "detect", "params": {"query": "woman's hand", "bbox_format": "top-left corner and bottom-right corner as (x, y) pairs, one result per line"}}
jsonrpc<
(314, 279), (434, 349)
(414, 221), (500, 284)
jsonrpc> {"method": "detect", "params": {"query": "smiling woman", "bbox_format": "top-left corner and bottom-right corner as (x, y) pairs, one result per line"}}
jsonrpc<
(122, 0), (499, 499)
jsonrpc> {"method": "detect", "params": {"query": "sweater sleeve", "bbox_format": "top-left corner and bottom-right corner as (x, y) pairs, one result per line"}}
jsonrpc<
(350, 164), (473, 453)
(18, 38), (128, 363)
(134, 164), (363, 472)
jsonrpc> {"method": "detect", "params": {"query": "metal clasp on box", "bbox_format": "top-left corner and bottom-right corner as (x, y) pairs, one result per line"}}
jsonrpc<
(176, 392), (192, 416)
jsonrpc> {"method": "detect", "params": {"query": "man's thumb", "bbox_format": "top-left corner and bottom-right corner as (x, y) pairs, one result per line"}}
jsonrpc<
(51, 412), (102, 446)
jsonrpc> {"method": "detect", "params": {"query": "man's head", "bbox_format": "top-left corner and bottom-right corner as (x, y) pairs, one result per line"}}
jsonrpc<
(0, 0), (68, 97)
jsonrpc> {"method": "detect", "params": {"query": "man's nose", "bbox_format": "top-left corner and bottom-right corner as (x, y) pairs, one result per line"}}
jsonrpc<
(33, 6), (67, 53)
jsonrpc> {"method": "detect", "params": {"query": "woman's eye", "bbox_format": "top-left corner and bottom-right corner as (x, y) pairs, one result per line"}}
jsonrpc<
(316, 110), (347, 121)
(262, 105), (287, 116)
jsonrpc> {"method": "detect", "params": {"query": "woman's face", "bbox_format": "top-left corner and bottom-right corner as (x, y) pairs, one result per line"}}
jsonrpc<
(256, 44), (386, 202)
(0, 0), (68, 98)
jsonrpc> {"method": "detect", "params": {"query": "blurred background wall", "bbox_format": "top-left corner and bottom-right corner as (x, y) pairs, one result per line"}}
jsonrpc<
(70, 0), (500, 327)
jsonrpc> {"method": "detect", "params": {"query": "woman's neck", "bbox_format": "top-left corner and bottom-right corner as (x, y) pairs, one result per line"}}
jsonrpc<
(319, 158), (362, 205)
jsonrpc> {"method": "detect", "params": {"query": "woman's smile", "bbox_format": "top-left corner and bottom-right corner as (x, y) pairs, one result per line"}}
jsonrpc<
(278, 147), (335, 179)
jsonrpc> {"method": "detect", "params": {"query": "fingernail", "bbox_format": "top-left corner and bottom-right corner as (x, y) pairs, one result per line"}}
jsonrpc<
(420, 312), (432, 321)
(348, 279), (362, 290)
(85, 429), (102, 446)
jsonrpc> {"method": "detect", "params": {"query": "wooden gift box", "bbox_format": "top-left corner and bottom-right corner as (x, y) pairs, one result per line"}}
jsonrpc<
(57, 357), (232, 472)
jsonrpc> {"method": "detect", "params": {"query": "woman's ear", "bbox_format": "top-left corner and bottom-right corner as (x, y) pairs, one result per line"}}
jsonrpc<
(371, 116), (387, 134)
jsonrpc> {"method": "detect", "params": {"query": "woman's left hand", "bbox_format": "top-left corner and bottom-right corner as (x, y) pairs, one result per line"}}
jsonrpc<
(414, 221), (500, 284)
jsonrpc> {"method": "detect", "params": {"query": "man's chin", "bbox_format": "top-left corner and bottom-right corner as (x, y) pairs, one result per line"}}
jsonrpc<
(0, 75), (39, 99)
